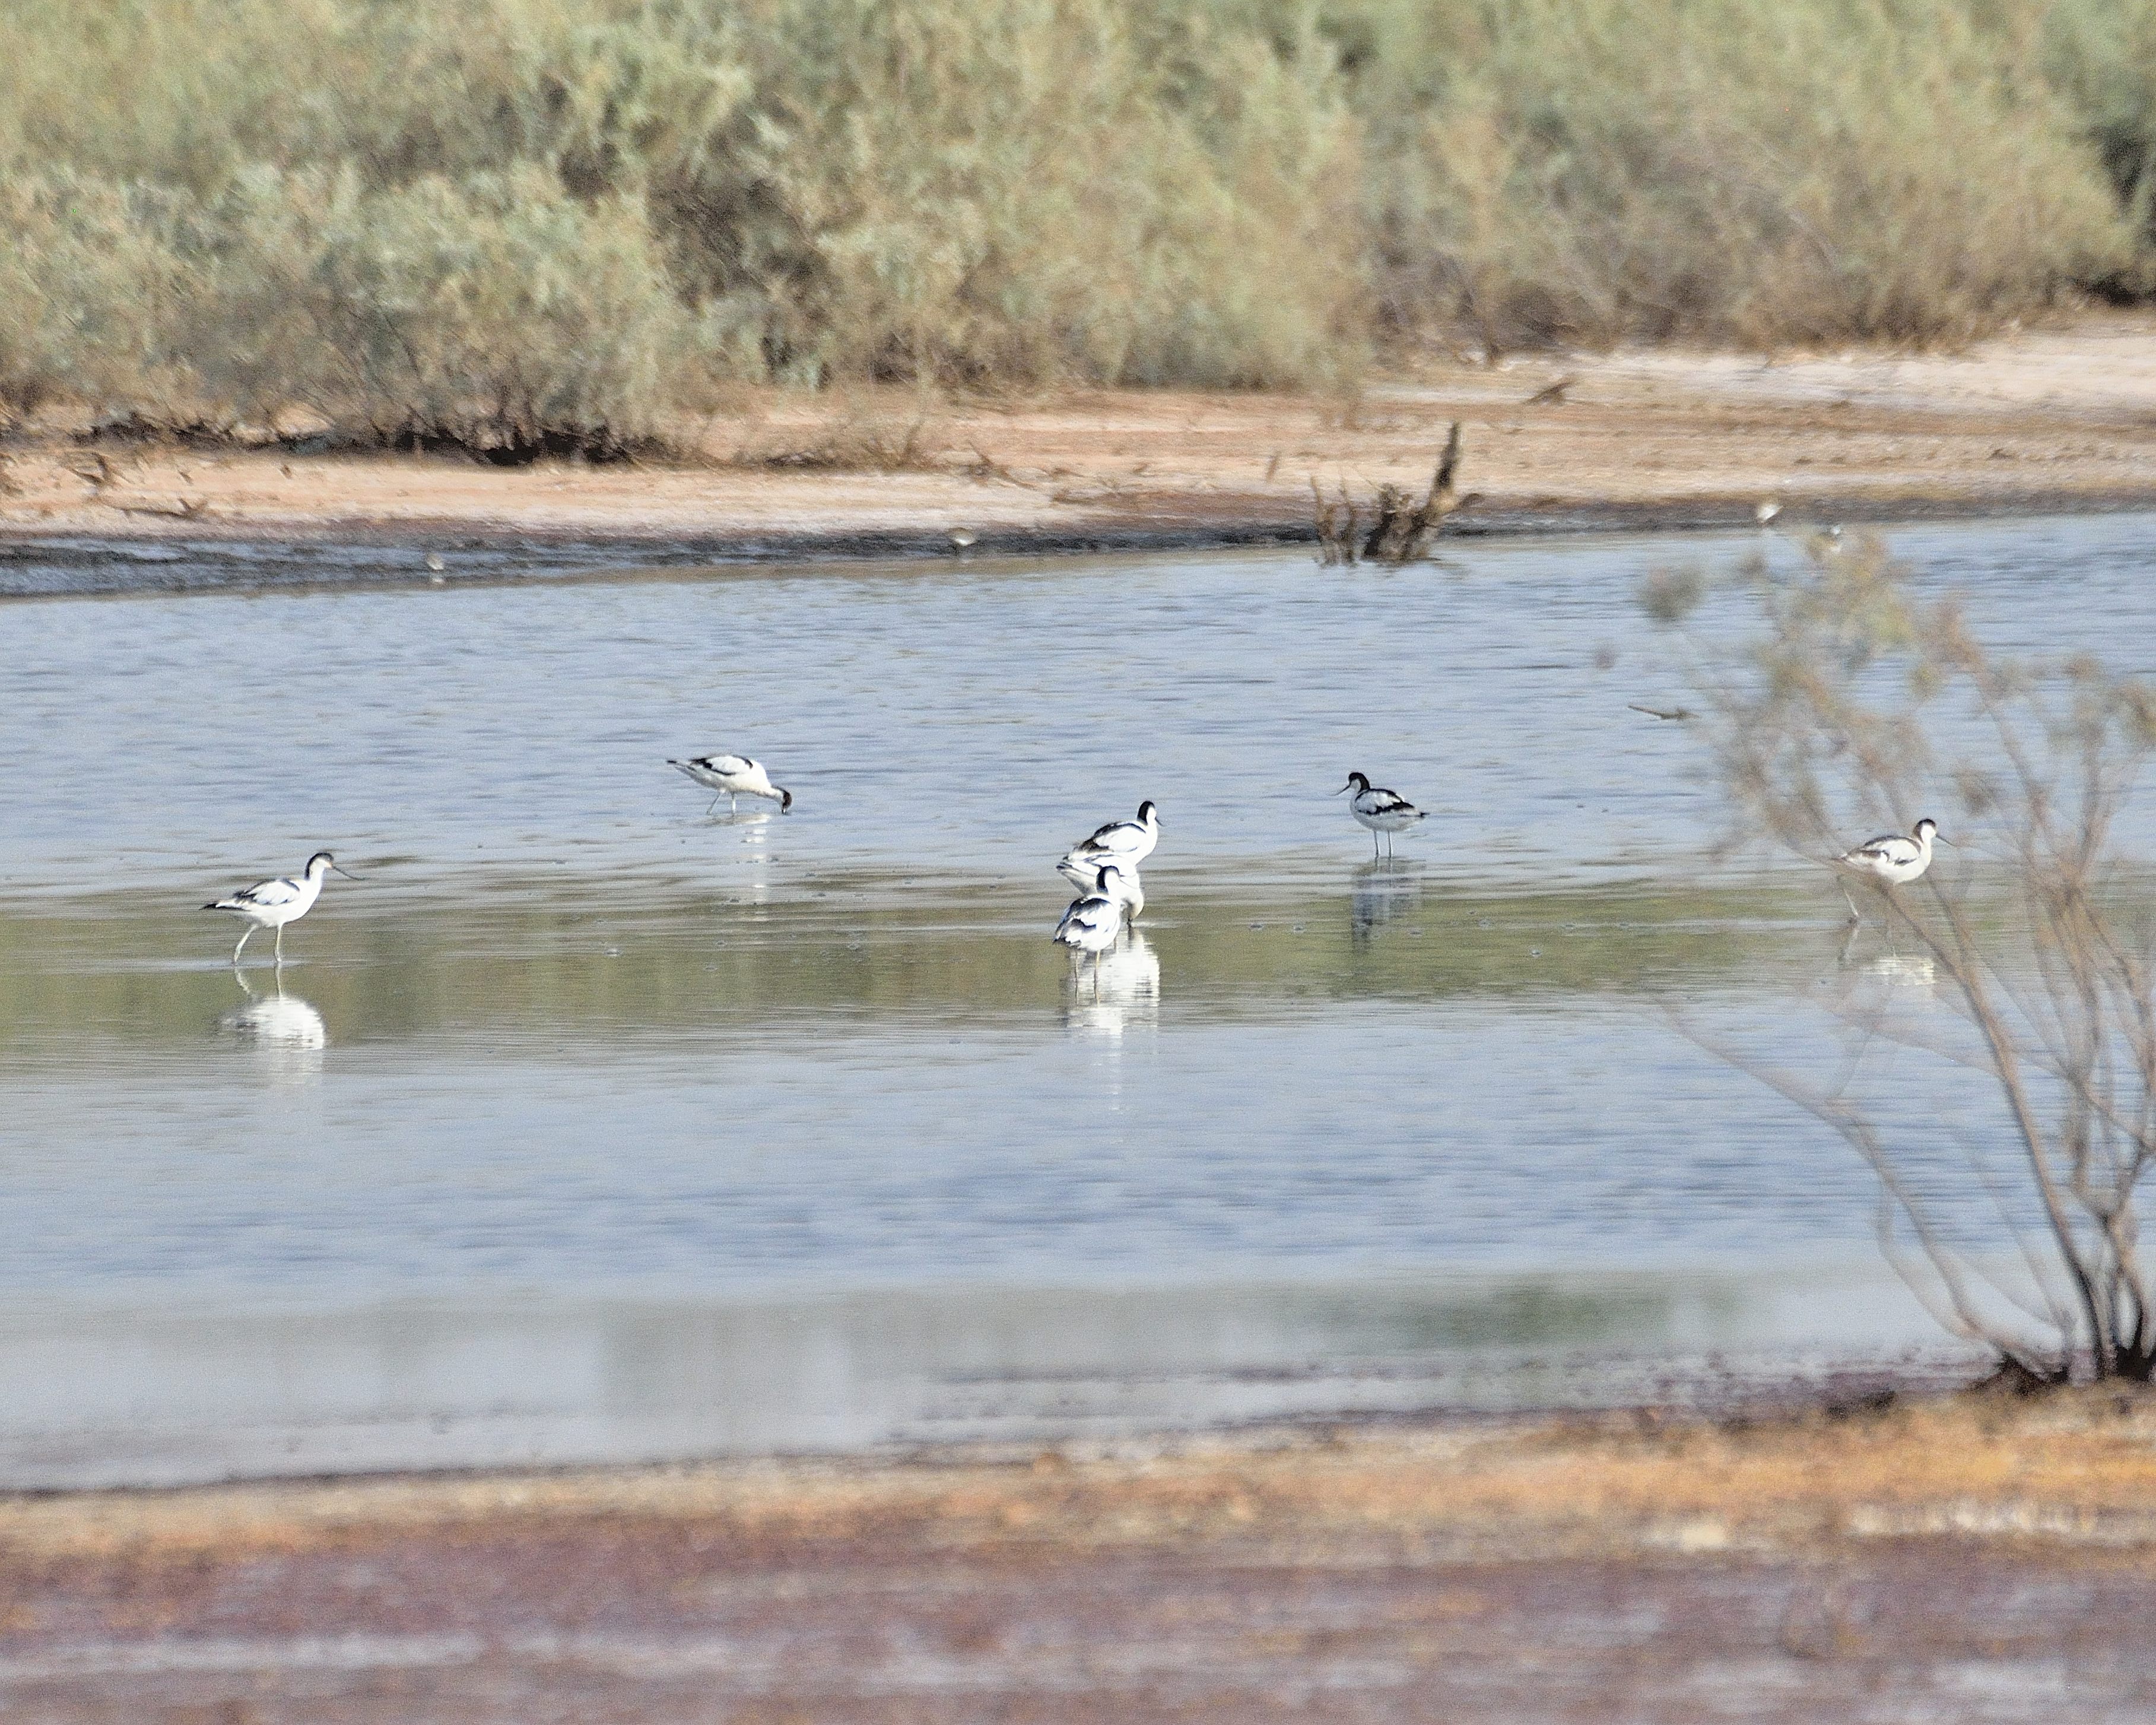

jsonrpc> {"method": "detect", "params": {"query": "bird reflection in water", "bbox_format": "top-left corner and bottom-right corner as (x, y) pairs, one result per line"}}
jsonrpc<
(716, 807), (777, 905)
(1351, 857), (1424, 944)
(1833, 918), (1938, 989)
(221, 969), (328, 1077)
(1828, 921), (1939, 1004)
(1063, 929), (1160, 1040)
(1864, 952), (1937, 988)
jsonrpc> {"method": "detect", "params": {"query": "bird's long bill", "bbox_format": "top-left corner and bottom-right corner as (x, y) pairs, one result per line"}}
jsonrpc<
(1333, 781), (1353, 795)
(331, 862), (363, 879)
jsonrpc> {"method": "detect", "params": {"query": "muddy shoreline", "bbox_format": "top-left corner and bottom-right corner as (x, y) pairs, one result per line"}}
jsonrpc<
(15, 487), (2156, 603)
(9, 1384), (2156, 1721)
(8, 319), (2156, 595)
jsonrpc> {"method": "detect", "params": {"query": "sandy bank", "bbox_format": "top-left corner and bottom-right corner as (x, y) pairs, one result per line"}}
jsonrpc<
(8, 1388), (2156, 1719)
(7, 318), (2156, 572)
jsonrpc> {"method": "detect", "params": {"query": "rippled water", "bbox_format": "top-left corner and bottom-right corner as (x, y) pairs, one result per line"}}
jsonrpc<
(6, 511), (2155, 1483)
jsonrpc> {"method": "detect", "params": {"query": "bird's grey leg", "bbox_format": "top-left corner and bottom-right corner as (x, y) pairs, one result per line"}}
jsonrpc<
(233, 926), (252, 966)
(730, 794), (739, 815)
(1840, 880), (1862, 923)
(274, 925), (285, 966)
(706, 793), (721, 816)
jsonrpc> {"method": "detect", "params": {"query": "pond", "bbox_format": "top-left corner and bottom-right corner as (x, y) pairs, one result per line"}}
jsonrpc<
(5, 511), (2152, 1485)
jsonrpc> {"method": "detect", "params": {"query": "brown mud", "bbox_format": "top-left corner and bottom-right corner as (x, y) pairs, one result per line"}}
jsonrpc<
(7, 318), (2156, 578)
(9, 1388), (2156, 1721)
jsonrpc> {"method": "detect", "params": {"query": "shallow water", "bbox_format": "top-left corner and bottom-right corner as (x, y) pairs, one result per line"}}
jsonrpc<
(6, 512), (2155, 1484)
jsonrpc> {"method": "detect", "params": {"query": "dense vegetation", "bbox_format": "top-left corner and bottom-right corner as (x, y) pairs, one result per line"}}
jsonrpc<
(4, 0), (2155, 450)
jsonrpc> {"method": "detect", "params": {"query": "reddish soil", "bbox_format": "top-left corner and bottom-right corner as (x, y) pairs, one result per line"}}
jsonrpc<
(7, 316), (2156, 561)
(9, 1391), (2156, 1721)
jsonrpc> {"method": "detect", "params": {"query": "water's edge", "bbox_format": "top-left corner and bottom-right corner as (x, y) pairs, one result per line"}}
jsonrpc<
(9, 487), (2156, 598)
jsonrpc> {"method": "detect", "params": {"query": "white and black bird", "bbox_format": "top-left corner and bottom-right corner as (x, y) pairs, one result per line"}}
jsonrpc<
(1057, 801), (1161, 890)
(668, 752), (793, 815)
(1056, 855), (1147, 924)
(204, 851), (357, 966)
(1338, 772), (1426, 857)
(1835, 817), (1939, 919)
(1053, 866), (1132, 960)
(1089, 860), (1145, 924)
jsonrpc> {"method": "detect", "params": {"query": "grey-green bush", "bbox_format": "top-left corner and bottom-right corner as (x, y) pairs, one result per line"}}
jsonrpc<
(0, 0), (2148, 445)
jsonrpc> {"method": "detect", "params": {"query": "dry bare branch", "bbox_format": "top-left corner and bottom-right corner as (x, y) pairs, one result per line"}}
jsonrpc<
(1665, 532), (2156, 1380)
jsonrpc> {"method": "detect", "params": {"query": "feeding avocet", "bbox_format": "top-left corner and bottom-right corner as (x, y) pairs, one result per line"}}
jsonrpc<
(668, 753), (793, 815)
(1338, 772), (1426, 857)
(204, 851), (358, 966)
(1056, 801), (1161, 889)
(1834, 818), (1940, 919)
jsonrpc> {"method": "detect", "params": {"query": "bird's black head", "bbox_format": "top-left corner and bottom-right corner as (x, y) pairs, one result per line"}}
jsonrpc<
(1338, 772), (1369, 795)
(1914, 817), (1938, 839)
(307, 851), (335, 872)
(779, 789), (795, 813)
(1137, 800), (1159, 823)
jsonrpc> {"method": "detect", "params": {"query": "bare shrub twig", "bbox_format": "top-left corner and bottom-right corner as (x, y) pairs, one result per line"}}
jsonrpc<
(1665, 532), (2156, 1381)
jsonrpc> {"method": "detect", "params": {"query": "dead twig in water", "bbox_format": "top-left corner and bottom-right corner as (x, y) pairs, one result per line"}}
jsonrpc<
(1312, 424), (1477, 569)
(1362, 423), (1478, 564)
(1312, 477), (1361, 566)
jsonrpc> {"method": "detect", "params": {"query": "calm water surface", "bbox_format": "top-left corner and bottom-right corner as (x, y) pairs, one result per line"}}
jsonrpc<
(5, 512), (2154, 1484)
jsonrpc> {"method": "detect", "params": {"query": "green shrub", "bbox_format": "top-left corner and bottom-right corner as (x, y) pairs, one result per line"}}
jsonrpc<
(193, 167), (696, 453)
(0, 0), (2149, 438)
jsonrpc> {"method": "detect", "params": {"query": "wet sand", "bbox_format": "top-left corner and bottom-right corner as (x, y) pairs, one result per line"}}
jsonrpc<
(8, 1387), (2156, 1721)
(7, 317), (2156, 565)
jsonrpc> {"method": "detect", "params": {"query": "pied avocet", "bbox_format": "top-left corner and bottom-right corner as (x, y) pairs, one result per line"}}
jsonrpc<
(1053, 867), (1131, 960)
(1835, 818), (1940, 919)
(204, 851), (357, 966)
(668, 753), (793, 815)
(1338, 772), (1426, 857)
(1056, 801), (1161, 889)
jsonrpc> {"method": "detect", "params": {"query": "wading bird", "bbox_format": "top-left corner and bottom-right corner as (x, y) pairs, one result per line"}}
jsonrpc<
(204, 851), (358, 966)
(1835, 817), (1940, 920)
(1338, 772), (1426, 858)
(1057, 801), (1161, 890)
(1053, 865), (1134, 962)
(668, 753), (793, 815)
